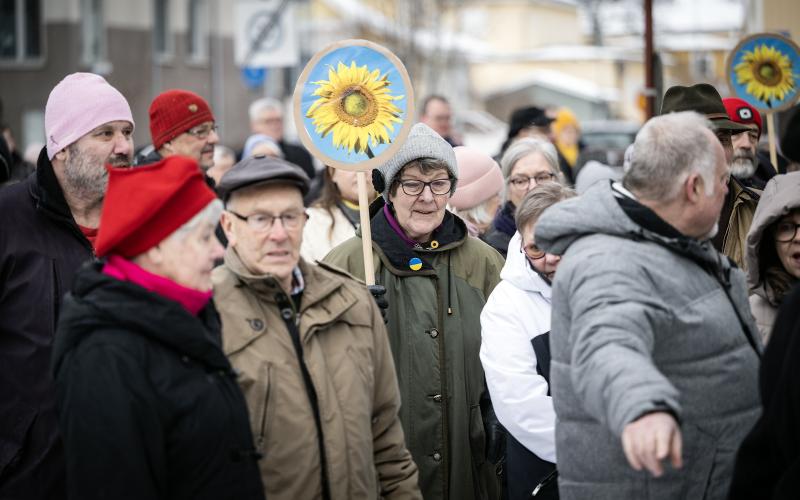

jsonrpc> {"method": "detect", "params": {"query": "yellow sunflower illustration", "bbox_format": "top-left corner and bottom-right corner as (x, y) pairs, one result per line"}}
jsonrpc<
(735, 43), (796, 106)
(306, 61), (404, 155)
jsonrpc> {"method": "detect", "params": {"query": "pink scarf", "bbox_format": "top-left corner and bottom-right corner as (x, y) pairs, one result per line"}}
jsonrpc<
(102, 255), (212, 316)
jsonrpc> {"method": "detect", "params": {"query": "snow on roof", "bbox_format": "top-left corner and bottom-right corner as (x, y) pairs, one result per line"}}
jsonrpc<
(482, 68), (620, 102)
(579, 0), (744, 37)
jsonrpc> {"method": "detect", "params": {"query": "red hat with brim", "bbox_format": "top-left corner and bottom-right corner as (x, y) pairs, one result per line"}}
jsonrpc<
(95, 156), (216, 258)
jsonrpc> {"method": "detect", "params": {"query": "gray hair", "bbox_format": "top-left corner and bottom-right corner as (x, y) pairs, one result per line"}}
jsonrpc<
(515, 182), (576, 232)
(499, 137), (562, 202)
(623, 111), (718, 201)
(168, 199), (223, 242)
(248, 97), (283, 122)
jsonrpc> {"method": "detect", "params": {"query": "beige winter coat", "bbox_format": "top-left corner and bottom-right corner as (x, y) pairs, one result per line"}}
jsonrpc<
(744, 171), (800, 343)
(212, 249), (421, 500)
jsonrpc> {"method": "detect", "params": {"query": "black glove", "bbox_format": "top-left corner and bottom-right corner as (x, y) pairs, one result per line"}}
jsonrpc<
(367, 285), (389, 324)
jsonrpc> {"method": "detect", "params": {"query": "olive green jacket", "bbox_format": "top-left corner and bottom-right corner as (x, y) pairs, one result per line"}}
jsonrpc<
(323, 203), (504, 500)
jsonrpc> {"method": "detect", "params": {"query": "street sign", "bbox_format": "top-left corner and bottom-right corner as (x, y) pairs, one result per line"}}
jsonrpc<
(234, 0), (299, 68)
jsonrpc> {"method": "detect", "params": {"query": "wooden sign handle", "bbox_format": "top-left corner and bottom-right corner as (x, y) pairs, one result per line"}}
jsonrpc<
(356, 171), (376, 286)
(766, 113), (779, 174)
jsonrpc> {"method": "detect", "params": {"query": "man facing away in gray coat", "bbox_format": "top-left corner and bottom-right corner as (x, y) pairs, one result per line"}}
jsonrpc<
(535, 111), (762, 500)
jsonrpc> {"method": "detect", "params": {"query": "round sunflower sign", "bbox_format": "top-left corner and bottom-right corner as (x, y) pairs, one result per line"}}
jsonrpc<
(293, 39), (414, 172)
(727, 33), (800, 113)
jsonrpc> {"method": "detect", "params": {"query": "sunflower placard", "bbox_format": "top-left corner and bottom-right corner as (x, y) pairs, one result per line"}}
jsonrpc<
(293, 39), (414, 172)
(727, 33), (800, 113)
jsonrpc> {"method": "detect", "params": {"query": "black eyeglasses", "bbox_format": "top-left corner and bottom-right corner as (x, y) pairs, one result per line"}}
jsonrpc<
(509, 173), (556, 189)
(228, 210), (307, 232)
(398, 178), (453, 196)
(185, 124), (219, 139)
(775, 221), (800, 242)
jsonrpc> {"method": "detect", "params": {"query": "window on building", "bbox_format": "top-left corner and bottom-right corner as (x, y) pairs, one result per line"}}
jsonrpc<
(187, 0), (208, 62)
(81, 0), (106, 67)
(154, 0), (172, 61)
(0, 0), (42, 63)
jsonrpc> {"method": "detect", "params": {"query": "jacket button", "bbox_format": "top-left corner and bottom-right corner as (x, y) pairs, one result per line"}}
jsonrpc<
(433, 394), (442, 402)
(432, 452), (442, 462)
(429, 328), (439, 338)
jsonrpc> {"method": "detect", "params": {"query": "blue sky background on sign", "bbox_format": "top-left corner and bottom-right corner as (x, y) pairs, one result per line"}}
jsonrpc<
(300, 45), (408, 164)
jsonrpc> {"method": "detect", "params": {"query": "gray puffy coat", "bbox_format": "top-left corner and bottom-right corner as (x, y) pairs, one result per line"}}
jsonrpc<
(535, 182), (762, 500)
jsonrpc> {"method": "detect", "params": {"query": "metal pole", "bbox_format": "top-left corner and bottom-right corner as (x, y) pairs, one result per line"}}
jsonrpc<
(644, 0), (655, 119)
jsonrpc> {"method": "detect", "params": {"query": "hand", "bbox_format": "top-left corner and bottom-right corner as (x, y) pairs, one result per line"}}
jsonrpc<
(621, 411), (683, 477)
(367, 285), (388, 324)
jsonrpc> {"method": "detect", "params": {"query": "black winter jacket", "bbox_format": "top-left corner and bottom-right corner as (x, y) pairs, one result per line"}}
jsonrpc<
(729, 282), (800, 500)
(0, 148), (91, 499)
(52, 261), (265, 500)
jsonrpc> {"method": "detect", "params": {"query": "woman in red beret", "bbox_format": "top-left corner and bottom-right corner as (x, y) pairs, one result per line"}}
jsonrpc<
(51, 156), (264, 500)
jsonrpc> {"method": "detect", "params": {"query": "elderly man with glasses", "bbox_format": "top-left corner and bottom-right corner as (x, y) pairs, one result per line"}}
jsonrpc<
(212, 155), (421, 500)
(139, 89), (220, 172)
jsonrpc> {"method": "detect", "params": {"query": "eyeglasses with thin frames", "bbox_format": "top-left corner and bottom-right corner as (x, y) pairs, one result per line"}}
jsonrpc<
(509, 173), (556, 189)
(227, 210), (307, 232)
(397, 178), (453, 196)
(185, 124), (219, 140)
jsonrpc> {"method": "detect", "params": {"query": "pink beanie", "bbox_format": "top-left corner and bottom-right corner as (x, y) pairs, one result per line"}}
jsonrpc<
(45, 73), (134, 160)
(450, 146), (505, 210)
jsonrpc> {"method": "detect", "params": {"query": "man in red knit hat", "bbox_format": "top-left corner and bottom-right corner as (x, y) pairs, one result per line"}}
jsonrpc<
(140, 89), (219, 172)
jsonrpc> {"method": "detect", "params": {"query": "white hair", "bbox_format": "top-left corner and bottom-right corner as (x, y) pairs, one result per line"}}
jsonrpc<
(623, 111), (718, 201)
(248, 97), (283, 122)
(499, 137), (562, 202)
(169, 199), (223, 241)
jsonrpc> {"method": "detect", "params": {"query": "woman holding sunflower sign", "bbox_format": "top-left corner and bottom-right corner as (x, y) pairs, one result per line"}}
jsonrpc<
(295, 40), (504, 500)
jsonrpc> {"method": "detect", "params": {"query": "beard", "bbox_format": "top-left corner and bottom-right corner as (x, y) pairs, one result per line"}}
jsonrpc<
(64, 145), (130, 204)
(730, 149), (756, 179)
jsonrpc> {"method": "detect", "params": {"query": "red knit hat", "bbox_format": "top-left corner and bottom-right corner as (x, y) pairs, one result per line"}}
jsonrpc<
(149, 89), (215, 150)
(95, 156), (217, 258)
(723, 97), (762, 138)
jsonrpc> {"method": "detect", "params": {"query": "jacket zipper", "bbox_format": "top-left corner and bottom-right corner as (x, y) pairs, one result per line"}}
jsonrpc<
(256, 364), (271, 456)
(275, 292), (332, 500)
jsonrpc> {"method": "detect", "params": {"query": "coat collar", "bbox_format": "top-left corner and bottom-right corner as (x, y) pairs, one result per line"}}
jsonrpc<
(30, 147), (77, 223)
(219, 248), (362, 345)
(56, 260), (232, 373)
(363, 197), (467, 275)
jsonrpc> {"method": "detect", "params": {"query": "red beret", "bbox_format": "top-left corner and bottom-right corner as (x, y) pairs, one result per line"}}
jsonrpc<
(149, 89), (215, 150)
(95, 156), (217, 258)
(723, 97), (762, 138)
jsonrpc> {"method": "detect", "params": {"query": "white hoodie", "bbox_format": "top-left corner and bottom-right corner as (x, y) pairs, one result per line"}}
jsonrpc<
(479, 231), (556, 462)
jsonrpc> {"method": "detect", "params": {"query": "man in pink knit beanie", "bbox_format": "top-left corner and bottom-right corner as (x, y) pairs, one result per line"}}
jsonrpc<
(0, 72), (133, 500)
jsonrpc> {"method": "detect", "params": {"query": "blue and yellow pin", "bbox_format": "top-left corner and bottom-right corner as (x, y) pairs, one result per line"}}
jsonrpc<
(408, 257), (423, 271)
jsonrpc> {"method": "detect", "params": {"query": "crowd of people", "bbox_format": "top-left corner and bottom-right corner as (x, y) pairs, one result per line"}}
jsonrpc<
(1, 70), (799, 500)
